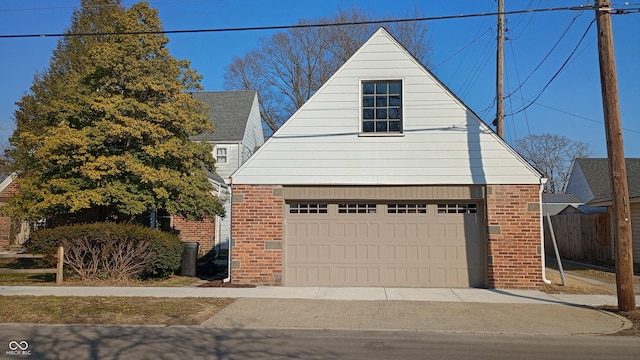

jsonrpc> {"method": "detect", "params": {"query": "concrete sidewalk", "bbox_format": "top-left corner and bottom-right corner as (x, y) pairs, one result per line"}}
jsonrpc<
(1, 285), (638, 307)
(1, 285), (635, 335)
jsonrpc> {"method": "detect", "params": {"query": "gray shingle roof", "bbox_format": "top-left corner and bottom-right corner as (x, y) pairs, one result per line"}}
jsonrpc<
(205, 168), (227, 186)
(575, 158), (640, 203)
(190, 90), (257, 142)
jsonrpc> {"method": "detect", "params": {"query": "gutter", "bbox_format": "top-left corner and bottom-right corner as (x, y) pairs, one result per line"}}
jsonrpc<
(539, 178), (552, 285)
(223, 177), (233, 283)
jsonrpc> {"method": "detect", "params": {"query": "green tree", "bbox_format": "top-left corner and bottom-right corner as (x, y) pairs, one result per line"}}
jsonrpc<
(5, 0), (223, 222)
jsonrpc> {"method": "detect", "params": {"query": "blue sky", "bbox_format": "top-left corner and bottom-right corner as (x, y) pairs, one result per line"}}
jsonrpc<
(1, 0), (638, 158)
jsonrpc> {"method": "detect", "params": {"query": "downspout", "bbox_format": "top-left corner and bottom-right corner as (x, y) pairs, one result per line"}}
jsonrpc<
(223, 177), (232, 283)
(539, 178), (552, 284)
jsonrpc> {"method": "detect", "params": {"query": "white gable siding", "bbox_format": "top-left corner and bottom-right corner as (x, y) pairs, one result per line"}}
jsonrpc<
(232, 28), (541, 186)
(213, 143), (239, 181)
(565, 163), (594, 202)
(239, 93), (265, 163)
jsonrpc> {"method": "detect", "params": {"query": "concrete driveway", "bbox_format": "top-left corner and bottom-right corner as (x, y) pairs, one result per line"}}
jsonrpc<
(202, 298), (630, 335)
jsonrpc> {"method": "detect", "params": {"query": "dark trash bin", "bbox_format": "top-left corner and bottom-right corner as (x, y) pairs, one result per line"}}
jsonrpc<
(180, 242), (199, 277)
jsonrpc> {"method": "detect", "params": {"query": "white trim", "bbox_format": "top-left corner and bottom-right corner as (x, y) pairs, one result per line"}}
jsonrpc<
(359, 78), (405, 135)
(0, 172), (18, 194)
(215, 146), (229, 165)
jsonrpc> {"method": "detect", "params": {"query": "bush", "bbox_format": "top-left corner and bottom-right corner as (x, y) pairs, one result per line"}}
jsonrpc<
(27, 223), (184, 281)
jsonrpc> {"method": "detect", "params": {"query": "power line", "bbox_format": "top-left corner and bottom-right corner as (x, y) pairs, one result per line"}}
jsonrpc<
(444, 2), (493, 87)
(504, 8), (587, 100)
(505, 18), (596, 117)
(504, 0), (542, 40)
(431, 27), (493, 70)
(0, 5), (617, 39)
(507, 41), (532, 136)
(512, 95), (640, 134)
(0, 0), (220, 12)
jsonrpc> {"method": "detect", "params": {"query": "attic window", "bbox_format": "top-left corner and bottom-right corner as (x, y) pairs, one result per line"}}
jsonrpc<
(216, 147), (228, 164)
(362, 80), (402, 133)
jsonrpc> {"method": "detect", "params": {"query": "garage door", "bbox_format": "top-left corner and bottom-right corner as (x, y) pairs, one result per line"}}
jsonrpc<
(284, 202), (484, 287)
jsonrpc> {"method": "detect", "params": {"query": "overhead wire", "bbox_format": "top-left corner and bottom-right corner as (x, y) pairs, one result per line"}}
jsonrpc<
(503, 47), (516, 143)
(513, 95), (640, 135)
(459, 39), (495, 100)
(441, 1), (494, 87)
(0, 0), (222, 12)
(505, 18), (597, 117)
(508, 40), (532, 136)
(0, 5), (615, 39)
(503, 7), (587, 100)
(504, 0), (542, 40)
(431, 27), (493, 70)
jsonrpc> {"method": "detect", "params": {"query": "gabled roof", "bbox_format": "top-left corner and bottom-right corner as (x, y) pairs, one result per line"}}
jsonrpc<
(190, 90), (257, 143)
(575, 158), (640, 203)
(232, 28), (542, 186)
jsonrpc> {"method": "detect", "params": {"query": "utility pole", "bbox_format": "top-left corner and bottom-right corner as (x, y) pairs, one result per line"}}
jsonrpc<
(495, 0), (505, 139)
(595, 0), (635, 311)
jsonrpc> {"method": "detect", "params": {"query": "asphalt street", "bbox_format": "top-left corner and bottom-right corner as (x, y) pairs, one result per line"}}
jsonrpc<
(1, 325), (639, 360)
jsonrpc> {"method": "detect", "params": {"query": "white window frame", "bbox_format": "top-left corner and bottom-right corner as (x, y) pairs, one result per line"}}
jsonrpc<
(216, 146), (228, 164)
(359, 78), (404, 136)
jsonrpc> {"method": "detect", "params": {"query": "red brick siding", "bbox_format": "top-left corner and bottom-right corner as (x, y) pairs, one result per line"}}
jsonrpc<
(0, 180), (19, 251)
(231, 184), (283, 285)
(486, 184), (542, 289)
(172, 216), (216, 255)
(230, 183), (542, 289)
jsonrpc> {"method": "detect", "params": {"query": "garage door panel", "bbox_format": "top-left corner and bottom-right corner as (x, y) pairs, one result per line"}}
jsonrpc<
(285, 202), (484, 287)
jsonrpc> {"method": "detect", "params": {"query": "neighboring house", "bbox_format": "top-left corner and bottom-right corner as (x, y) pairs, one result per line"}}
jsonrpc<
(191, 91), (265, 180)
(0, 92), (264, 256)
(569, 158), (640, 271)
(0, 172), (25, 251)
(171, 90), (264, 255)
(541, 193), (584, 216)
(229, 28), (545, 289)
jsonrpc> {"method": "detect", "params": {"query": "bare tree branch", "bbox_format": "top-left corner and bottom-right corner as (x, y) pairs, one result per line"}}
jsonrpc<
(515, 133), (592, 193)
(223, 6), (431, 136)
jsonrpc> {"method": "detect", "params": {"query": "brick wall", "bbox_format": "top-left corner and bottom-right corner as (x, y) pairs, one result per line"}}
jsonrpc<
(486, 184), (542, 289)
(229, 183), (542, 289)
(172, 215), (216, 255)
(0, 179), (20, 251)
(230, 184), (283, 285)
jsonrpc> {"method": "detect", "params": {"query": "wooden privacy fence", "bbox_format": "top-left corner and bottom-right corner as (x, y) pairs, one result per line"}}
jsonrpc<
(544, 213), (611, 261)
(0, 247), (64, 284)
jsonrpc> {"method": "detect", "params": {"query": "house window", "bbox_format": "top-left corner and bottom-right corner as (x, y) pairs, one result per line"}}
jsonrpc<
(338, 203), (377, 214)
(362, 80), (402, 133)
(289, 203), (328, 214)
(437, 203), (478, 214)
(216, 147), (227, 164)
(387, 203), (428, 214)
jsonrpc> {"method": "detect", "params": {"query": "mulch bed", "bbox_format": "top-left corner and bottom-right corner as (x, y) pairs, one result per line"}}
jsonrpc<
(599, 307), (640, 336)
(198, 279), (256, 288)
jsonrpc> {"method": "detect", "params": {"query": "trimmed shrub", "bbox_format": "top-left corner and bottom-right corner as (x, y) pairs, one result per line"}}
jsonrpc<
(27, 223), (184, 280)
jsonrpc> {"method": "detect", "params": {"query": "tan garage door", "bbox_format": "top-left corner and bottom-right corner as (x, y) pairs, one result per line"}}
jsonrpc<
(284, 202), (484, 287)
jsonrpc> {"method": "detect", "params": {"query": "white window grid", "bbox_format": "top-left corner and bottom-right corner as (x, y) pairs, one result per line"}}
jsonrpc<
(289, 203), (328, 214)
(437, 203), (478, 214)
(387, 203), (428, 214)
(338, 203), (377, 214)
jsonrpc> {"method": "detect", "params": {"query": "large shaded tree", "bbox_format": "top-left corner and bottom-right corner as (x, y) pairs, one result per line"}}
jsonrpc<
(5, 0), (223, 222)
(515, 133), (592, 193)
(224, 6), (431, 134)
